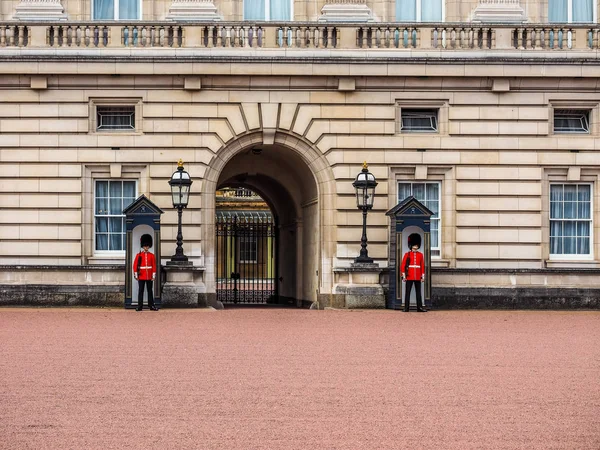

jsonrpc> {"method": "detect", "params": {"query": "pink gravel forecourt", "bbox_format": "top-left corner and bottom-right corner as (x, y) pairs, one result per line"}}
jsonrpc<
(0, 308), (599, 450)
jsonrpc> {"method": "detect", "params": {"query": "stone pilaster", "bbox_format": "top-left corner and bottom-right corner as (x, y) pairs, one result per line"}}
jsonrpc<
(13, 0), (67, 20)
(471, 0), (527, 23)
(319, 0), (374, 22)
(167, 0), (222, 21)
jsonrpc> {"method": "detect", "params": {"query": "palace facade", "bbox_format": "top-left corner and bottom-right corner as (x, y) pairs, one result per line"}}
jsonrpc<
(1, 0), (600, 308)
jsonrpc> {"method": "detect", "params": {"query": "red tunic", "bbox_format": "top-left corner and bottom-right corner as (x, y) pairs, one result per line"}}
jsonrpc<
(133, 251), (156, 281)
(401, 251), (425, 281)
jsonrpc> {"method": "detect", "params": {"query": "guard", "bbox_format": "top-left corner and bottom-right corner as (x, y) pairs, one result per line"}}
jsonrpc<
(400, 233), (427, 312)
(133, 234), (158, 311)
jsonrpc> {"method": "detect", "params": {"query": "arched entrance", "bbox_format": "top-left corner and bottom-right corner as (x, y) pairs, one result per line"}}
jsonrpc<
(201, 132), (336, 308)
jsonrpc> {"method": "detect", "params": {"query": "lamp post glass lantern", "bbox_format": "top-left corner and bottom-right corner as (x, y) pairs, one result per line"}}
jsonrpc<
(353, 161), (377, 263)
(168, 159), (193, 262)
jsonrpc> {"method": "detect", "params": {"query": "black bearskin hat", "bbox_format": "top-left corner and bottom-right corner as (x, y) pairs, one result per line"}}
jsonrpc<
(140, 234), (153, 248)
(408, 233), (421, 249)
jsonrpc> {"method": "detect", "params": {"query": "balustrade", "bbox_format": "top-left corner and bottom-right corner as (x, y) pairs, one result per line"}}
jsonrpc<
(357, 26), (418, 49)
(513, 26), (573, 49)
(1, 22), (600, 53)
(48, 24), (108, 47)
(432, 26), (493, 49)
(0, 25), (28, 47)
(276, 26), (337, 48)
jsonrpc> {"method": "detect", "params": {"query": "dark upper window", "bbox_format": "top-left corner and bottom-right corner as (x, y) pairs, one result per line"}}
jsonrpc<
(96, 106), (136, 131)
(400, 109), (439, 133)
(554, 109), (590, 134)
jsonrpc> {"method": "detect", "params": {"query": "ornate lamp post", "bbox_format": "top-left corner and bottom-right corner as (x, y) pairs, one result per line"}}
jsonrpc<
(168, 159), (193, 263)
(352, 161), (377, 264)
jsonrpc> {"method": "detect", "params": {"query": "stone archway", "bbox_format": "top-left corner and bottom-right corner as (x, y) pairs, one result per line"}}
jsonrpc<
(201, 131), (336, 307)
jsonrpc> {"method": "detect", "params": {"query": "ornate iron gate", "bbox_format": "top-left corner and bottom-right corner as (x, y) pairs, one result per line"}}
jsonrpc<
(216, 212), (277, 304)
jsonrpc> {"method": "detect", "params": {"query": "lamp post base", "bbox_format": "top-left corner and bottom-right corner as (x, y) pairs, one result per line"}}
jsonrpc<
(167, 259), (192, 266)
(354, 256), (374, 264)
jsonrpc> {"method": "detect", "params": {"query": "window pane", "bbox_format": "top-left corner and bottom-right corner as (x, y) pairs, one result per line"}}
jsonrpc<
(96, 198), (108, 215)
(554, 110), (590, 133)
(426, 183), (439, 200)
(578, 201), (591, 219)
(270, 0), (291, 20)
(109, 217), (123, 233)
(244, 0), (266, 19)
(96, 234), (108, 251)
(550, 201), (563, 219)
(94, 0), (114, 19)
(97, 106), (135, 130)
(572, 0), (593, 22)
(412, 183), (425, 201)
(110, 234), (123, 251)
(123, 181), (136, 198)
(578, 237), (590, 254)
(109, 181), (122, 198)
(96, 180), (108, 197)
(421, 0), (442, 21)
(398, 183), (412, 200)
(119, 0), (139, 20)
(110, 198), (123, 215)
(577, 221), (590, 238)
(564, 201), (576, 219)
(550, 221), (563, 237)
(95, 217), (108, 233)
(578, 185), (591, 201)
(549, 0), (568, 22)
(550, 236), (563, 254)
(563, 237), (576, 254)
(563, 185), (577, 201)
(564, 221), (576, 237)
(396, 0), (416, 21)
(550, 185), (563, 201)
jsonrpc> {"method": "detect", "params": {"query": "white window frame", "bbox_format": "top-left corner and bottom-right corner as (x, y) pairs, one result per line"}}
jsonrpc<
(549, 183), (594, 261)
(243, 0), (294, 20)
(89, 98), (143, 135)
(93, 179), (138, 257)
(396, 0), (445, 22)
(564, 0), (596, 23)
(397, 181), (442, 258)
(92, 0), (143, 20)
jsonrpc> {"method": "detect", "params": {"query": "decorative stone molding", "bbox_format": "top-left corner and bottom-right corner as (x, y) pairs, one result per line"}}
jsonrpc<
(472, 0), (527, 23)
(13, 0), (67, 21)
(319, 0), (374, 22)
(167, 0), (222, 21)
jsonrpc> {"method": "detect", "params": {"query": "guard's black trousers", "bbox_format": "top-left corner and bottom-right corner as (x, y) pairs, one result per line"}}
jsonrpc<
(404, 280), (423, 311)
(137, 279), (155, 309)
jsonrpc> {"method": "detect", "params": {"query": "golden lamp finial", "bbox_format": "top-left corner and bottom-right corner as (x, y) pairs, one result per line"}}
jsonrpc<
(177, 159), (184, 168)
(363, 161), (368, 170)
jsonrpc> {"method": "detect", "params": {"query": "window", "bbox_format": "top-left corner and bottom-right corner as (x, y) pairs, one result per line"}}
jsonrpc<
(95, 180), (137, 252)
(400, 109), (439, 133)
(93, 0), (140, 20)
(554, 109), (590, 134)
(398, 182), (441, 257)
(550, 184), (592, 257)
(549, 0), (594, 22)
(396, 0), (443, 21)
(97, 106), (135, 131)
(239, 234), (258, 263)
(244, 0), (291, 20)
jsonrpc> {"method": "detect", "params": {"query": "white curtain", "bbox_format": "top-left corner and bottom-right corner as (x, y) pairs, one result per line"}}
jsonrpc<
(94, 0), (114, 19)
(245, 0), (266, 20)
(573, 0), (593, 22)
(120, 0), (139, 20)
(550, 185), (591, 255)
(549, 0), (568, 22)
(271, 0), (291, 20)
(421, 0), (442, 22)
(396, 0), (416, 21)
